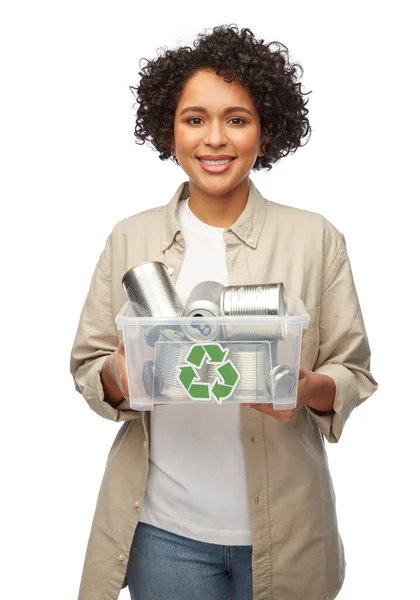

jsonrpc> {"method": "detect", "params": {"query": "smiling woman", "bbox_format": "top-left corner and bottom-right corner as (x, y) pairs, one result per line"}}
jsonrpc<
(70, 23), (378, 600)
(129, 25), (311, 225)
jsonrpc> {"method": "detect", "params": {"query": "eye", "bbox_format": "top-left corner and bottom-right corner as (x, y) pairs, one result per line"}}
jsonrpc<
(186, 117), (246, 125)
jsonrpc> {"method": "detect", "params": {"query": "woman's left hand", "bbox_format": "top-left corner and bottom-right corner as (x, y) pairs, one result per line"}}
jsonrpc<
(242, 365), (323, 422)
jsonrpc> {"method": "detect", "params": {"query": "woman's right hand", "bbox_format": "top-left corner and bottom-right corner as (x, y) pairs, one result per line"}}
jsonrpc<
(100, 341), (130, 408)
(102, 341), (164, 407)
(106, 340), (130, 399)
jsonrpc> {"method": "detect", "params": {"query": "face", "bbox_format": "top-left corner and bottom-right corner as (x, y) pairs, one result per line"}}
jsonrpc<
(171, 69), (268, 197)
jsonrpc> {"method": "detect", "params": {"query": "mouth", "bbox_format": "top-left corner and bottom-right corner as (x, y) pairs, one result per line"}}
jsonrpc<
(197, 157), (237, 174)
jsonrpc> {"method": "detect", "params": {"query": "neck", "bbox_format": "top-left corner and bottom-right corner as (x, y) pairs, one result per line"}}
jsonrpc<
(187, 178), (250, 227)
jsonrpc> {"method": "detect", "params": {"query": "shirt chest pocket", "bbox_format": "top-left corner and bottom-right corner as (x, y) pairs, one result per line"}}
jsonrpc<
(300, 306), (320, 369)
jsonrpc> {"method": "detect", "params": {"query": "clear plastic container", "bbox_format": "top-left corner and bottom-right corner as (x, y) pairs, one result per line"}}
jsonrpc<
(115, 298), (310, 411)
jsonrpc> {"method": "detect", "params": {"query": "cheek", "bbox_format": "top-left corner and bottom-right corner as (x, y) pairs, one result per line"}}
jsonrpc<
(235, 132), (261, 153)
(175, 129), (202, 151)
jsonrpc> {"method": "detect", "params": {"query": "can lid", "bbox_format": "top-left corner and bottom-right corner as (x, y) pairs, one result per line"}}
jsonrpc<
(272, 365), (297, 397)
(122, 261), (169, 286)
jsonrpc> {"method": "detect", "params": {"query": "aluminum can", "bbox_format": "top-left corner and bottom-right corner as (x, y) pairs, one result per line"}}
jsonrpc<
(181, 281), (224, 342)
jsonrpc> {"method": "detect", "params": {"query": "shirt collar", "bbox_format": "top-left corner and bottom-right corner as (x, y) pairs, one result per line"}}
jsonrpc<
(161, 178), (266, 252)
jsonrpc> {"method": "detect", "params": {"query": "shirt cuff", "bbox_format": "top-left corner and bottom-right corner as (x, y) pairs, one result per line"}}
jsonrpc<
(80, 356), (142, 422)
(305, 363), (360, 443)
(83, 355), (122, 421)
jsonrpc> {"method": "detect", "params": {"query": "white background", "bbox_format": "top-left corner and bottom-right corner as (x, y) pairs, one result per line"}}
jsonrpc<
(1, 1), (419, 598)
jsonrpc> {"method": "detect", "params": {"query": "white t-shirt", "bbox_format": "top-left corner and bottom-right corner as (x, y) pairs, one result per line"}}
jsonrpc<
(138, 197), (252, 545)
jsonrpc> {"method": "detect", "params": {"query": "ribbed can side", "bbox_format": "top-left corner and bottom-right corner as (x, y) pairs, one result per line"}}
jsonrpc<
(221, 283), (287, 340)
(122, 262), (183, 317)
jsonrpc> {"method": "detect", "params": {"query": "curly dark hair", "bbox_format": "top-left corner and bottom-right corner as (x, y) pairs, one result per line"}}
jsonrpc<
(130, 24), (311, 171)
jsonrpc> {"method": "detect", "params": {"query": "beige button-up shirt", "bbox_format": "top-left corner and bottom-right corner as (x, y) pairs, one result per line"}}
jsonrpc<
(70, 178), (378, 600)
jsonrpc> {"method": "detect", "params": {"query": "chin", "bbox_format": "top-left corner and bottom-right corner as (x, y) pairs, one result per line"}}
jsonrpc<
(187, 169), (251, 196)
(191, 177), (243, 197)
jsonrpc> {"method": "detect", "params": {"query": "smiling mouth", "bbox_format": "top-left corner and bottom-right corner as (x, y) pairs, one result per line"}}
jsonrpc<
(198, 158), (236, 165)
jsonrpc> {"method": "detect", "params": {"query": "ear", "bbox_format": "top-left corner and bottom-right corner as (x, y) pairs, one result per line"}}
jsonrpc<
(261, 132), (270, 149)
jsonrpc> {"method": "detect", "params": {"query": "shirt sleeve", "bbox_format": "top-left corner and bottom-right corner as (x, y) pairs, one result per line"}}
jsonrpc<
(69, 231), (143, 422)
(305, 234), (378, 443)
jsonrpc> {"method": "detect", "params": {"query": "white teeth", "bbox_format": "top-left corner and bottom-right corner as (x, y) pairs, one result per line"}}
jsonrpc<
(200, 158), (233, 165)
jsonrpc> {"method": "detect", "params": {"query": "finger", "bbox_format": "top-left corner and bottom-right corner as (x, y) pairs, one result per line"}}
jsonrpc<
(118, 347), (128, 375)
(121, 369), (129, 398)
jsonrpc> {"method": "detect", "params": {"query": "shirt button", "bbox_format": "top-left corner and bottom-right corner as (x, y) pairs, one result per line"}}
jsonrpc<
(134, 500), (140, 508)
(144, 440), (148, 448)
(167, 266), (174, 276)
(118, 554), (124, 561)
(250, 437), (255, 444)
(175, 233), (182, 242)
(248, 238), (254, 244)
(254, 496), (260, 505)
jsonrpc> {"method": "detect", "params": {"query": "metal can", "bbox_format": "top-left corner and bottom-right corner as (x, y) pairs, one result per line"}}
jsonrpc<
(154, 328), (210, 399)
(207, 343), (271, 401)
(268, 364), (297, 399)
(142, 360), (163, 399)
(220, 282), (288, 340)
(181, 281), (224, 342)
(122, 261), (184, 317)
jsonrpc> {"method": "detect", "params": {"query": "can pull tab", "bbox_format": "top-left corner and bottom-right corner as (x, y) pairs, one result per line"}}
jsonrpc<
(190, 318), (212, 337)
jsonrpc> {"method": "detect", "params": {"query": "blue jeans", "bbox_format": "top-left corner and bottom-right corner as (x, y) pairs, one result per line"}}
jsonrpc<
(127, 521), (253, 600)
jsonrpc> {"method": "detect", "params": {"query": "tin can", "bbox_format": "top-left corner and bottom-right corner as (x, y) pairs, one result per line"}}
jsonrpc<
(268, 364), (297, 399)
(155, 328), (210, 399)
(207, 343), (271, 401)
(142, 360), (163, 399)
(122, 261), (184, 317)
(220, 282), (288, 340)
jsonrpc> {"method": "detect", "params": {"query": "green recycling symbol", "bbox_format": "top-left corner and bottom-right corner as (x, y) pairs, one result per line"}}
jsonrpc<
(176, 343), (241, 404)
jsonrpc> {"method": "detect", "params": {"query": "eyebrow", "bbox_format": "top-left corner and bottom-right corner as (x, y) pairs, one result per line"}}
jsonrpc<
(179, 106), (254, 116)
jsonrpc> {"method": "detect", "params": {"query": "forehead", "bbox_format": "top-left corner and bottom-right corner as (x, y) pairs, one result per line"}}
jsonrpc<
(176, 69), (255, 112)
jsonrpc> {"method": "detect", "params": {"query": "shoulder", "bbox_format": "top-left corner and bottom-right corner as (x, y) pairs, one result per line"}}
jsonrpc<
(263, 199), (347, 282)
(265, 198), (344, 251)
(266, 199), (341, 234)
(98, 205), (165, 267)
(111, 205), (164, 237)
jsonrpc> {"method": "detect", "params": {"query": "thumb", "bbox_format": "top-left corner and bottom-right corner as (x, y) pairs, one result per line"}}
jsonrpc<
(299, 365), (310, 379)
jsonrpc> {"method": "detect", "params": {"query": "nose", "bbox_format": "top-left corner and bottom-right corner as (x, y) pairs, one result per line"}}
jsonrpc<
(204, 120), (228, 147)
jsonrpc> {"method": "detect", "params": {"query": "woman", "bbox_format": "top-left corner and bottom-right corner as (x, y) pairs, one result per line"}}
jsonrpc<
(70, 24), (378, 600)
